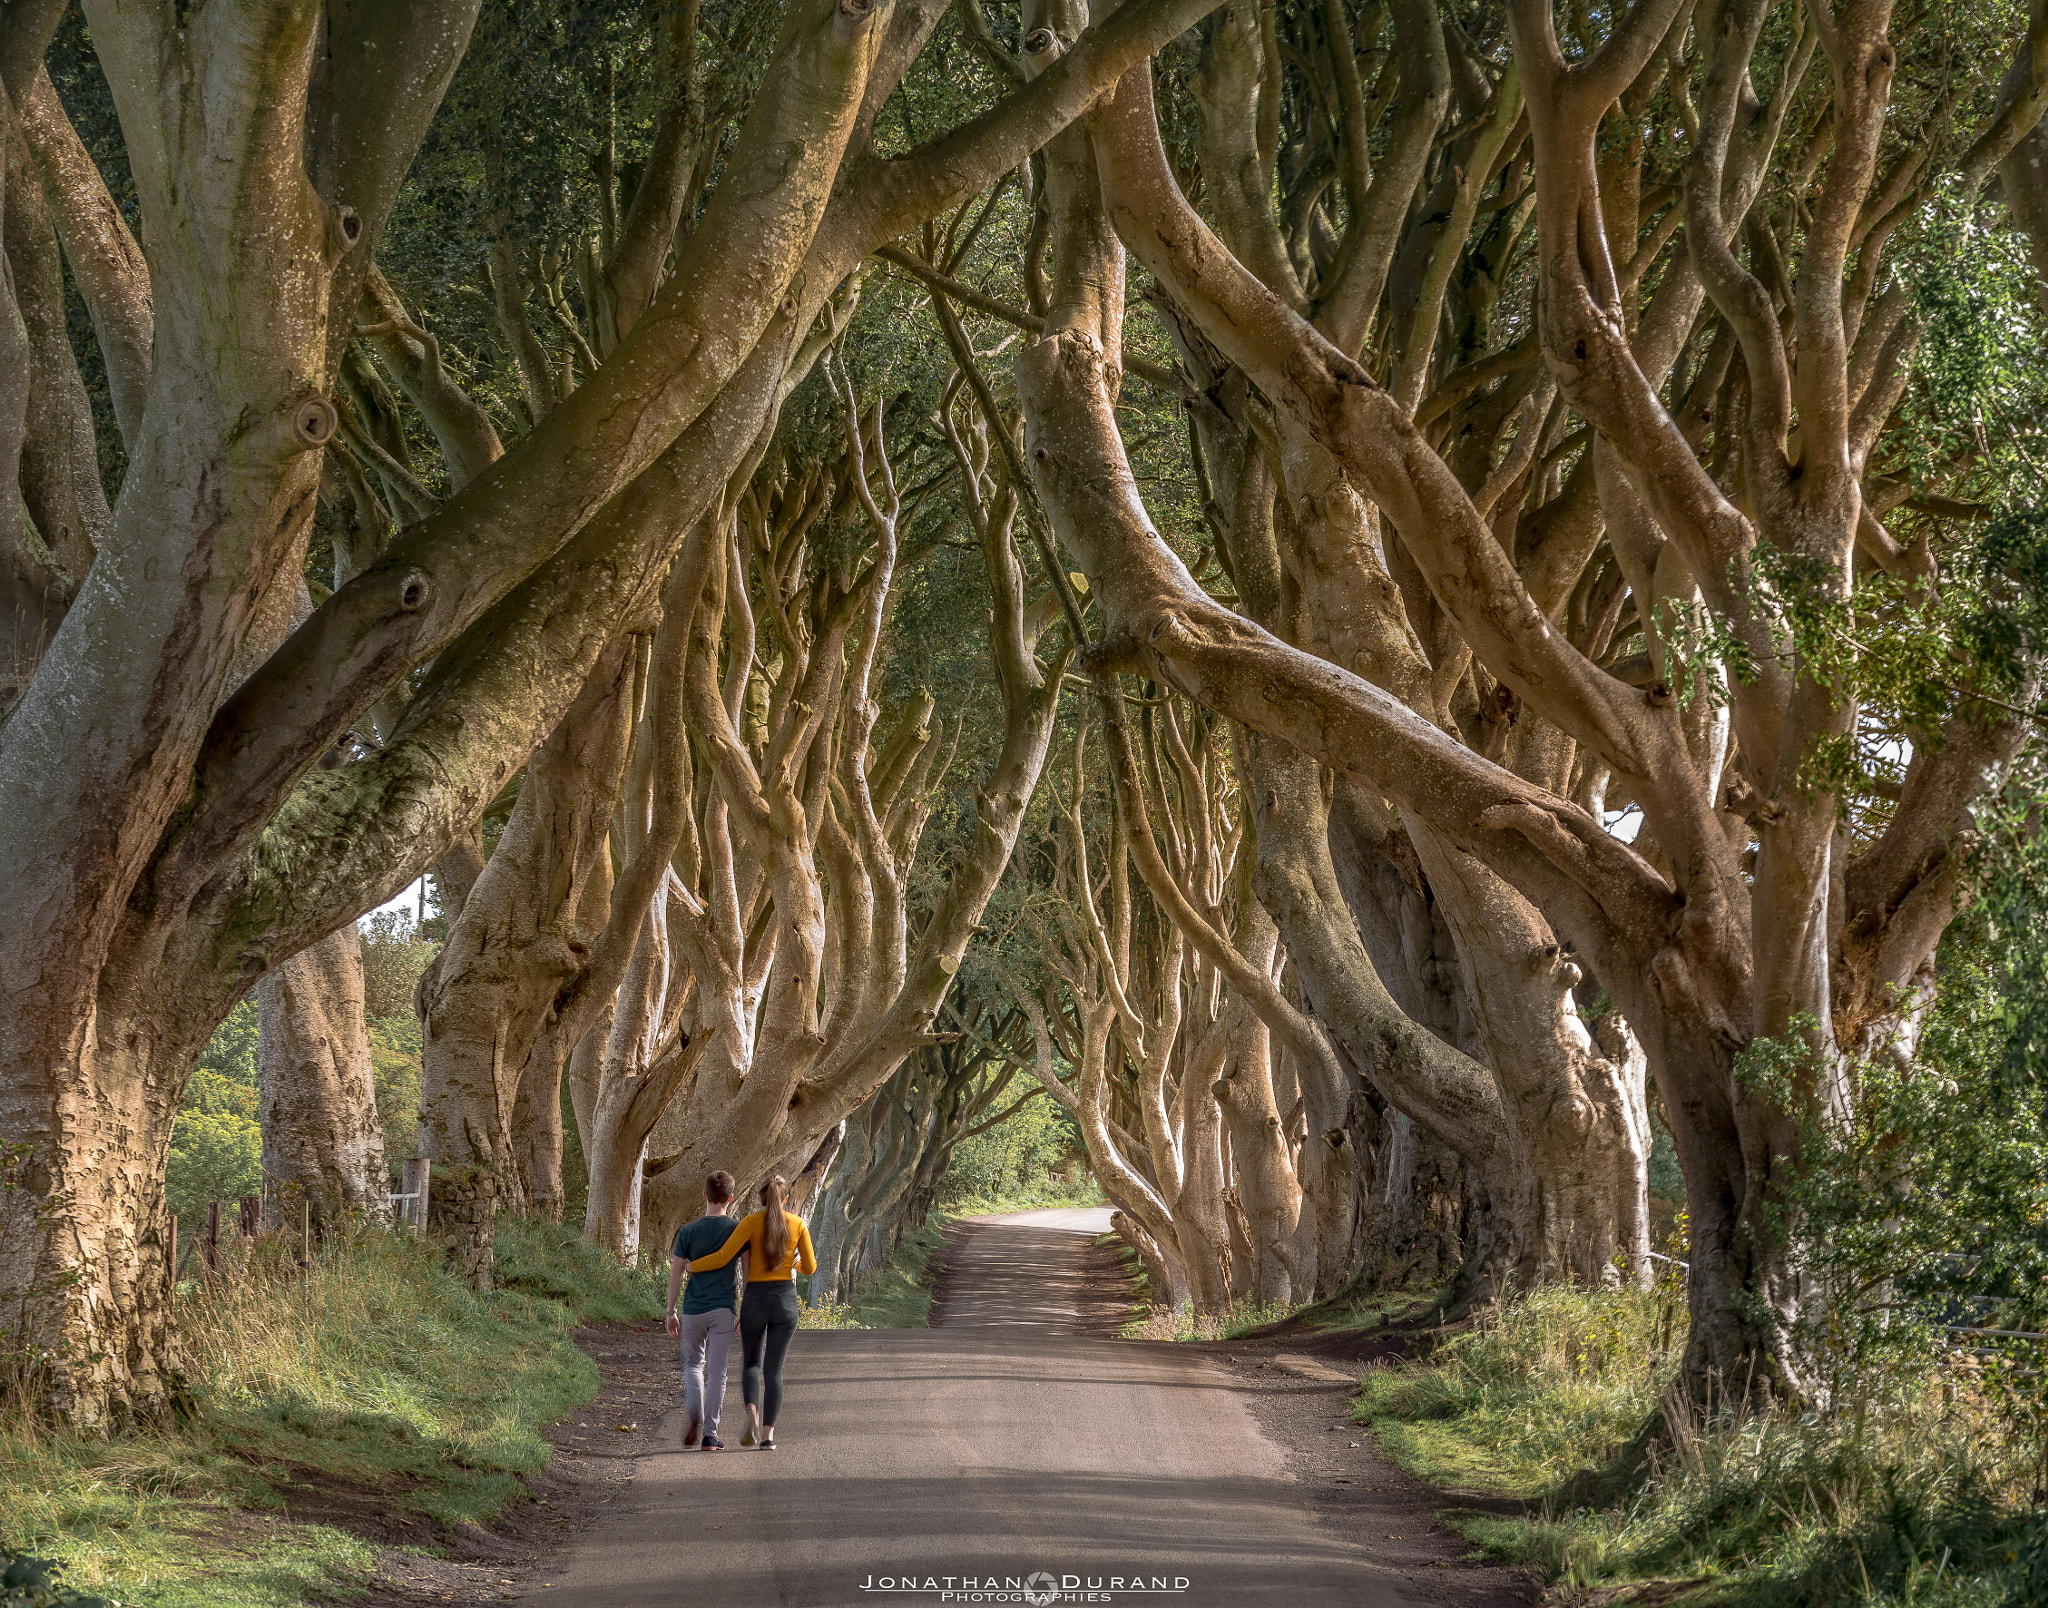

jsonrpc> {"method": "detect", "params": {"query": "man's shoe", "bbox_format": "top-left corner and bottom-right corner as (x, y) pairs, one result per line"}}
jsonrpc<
(702, 1433), (724, 1452)
(684, 1415), (702, 1448)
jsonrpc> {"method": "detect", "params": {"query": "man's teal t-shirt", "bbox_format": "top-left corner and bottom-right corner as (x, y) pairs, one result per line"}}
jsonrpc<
(673, 1214), (741, 1314)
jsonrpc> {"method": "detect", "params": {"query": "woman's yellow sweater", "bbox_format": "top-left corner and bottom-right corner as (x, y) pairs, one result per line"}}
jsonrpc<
(688, 1209), (817, 1282)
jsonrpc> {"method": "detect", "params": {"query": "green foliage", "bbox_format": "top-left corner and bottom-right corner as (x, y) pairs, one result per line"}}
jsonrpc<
(1357, 1283), (1686, 1490)
(794, 1295), (865, 1330)
(1724, 809), (2048, 1405)
(1897, 202), (2047, 506)
(490, 1218), (664, 1324)
(935, 1094), (1078, 1205)
(178, 1070), (254, 1122)
(194, 1000), (258, 1090)
(1355, 809), (2048, 1606)
(167, 1001), (264, 1221)
(1133, 1296), (1297, 1344)
(1646, 1100), (1685, 1204)
(1962, 513), (2048, 714)
(0, 1218), (650, 1607)
(838, 1217), (951, 1330)
(358, 912), (436, 1021)
(0, 1553), (112, 1608)
(1655, 591), (1761, 711)
(1646, 185), (2048, 837)
(163, 1114), (261, 1226)
(366, 1015), (424, 1168)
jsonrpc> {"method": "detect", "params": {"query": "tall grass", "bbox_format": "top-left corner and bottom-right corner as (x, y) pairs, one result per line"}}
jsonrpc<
(0, 1216), (662, 1607)
(1124, 1294), (1295, 1342)
(1354, 1279), (2044, 1606)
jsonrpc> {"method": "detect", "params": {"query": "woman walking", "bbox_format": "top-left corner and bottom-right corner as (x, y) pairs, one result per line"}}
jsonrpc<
(685, 1174), (816, 1448)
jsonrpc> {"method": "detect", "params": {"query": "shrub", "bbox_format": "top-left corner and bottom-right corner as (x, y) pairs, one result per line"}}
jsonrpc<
(367, 1014), (424, 1165)
(937, 1096), (1079, 1204)
(359, 910), (437, 1020)
(164, 1110), (262, 1224)
(0, 1552), (111, 1607)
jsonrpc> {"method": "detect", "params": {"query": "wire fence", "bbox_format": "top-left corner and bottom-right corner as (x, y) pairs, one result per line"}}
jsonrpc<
(167, 1157), (431, 1297)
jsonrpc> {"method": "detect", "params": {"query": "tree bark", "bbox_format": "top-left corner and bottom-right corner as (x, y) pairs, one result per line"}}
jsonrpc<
(419, 635), (638, 1282)
(0, 0), (1232, 1427)
(1210, 905), (1303, 1304)
(257, 925), (389, 1226)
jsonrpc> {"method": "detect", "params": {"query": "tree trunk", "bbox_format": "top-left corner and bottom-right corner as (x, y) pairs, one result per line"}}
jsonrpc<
(0, 0), (1229, 1430)
(1174, 1020), (1234, 1313)
(1352, 1103), (1471, 1290)
(1211, 911), (1302, 1305)
(418, 636), (638, 1281)
(511, 1040), (566, 1223)
(784, 1123), (843, 1217)
(257, 925), (389, 1226)
(807, 1114), (875, 1303)
(1112, 1209), (1191, 1313)
(0, 999), (211, 1425)
(1404, 821), (1651, 1288)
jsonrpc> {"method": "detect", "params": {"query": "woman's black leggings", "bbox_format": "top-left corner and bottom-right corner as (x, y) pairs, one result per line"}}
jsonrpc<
(739, 1282), (800, 1426)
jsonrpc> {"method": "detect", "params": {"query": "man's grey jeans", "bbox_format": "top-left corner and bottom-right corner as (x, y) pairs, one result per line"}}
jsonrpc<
(679, 1306), (736, 1435)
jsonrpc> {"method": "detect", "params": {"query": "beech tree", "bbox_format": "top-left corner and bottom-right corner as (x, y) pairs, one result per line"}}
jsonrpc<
(557, 368), (1070, 1272)
(0, 0), (1228, 1426)
(993, 0), (2048, 1403)
(1014, 701), (1329, 1312)
(807, 997), (1043, 1302)
(5, 0), (2043, 1436)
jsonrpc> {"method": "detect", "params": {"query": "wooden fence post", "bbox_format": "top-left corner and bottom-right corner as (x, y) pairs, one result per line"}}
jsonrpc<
(205, 1201), (221, 1284)
(240, 1196), (260, 1239)
(168, 1213), (178, 1299)
(402, 1157), (430, 1237)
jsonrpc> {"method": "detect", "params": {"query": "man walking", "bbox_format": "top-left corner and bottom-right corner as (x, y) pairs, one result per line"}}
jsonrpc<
(666, 1170), (741, 1451)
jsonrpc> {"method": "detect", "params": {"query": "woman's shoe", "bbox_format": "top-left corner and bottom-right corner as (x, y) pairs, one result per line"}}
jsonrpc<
(760, 1438), (777, 1450)
(741, 1406), (760, 1447)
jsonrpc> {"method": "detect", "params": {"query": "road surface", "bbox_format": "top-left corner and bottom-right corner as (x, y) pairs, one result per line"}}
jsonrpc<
(532, 1209), (1481, 1607)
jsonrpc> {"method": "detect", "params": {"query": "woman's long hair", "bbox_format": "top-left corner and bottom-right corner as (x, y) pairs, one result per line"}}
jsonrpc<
(759, 1175), (791, 1268)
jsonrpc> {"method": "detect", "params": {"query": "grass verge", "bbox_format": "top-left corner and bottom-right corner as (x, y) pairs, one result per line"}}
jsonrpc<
(1, 1216), (661, 1607)
(1111, 1245), (1441, 1341)
(1351, 1280), (2045, 1606)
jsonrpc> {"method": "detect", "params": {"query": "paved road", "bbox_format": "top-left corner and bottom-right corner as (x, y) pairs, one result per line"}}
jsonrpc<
(534, 1209), (1451, 1607)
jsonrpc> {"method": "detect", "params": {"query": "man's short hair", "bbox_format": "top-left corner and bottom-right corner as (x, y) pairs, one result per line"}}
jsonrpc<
(705, 1170), (737, 1204)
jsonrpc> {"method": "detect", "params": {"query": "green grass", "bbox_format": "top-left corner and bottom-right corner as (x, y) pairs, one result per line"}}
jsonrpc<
(1, 1217), (662, 1607)
(841, 1219), (952, 1329)
(1286, 1282), (1442, 1335)
(1126, 1294), (1295, 1342)
(1350, 1280), (2045, 1606)
(1110, 1248), (1438, 1342)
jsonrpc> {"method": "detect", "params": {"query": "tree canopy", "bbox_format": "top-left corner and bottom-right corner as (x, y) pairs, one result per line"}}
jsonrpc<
(1, 0), (2044, 1435)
